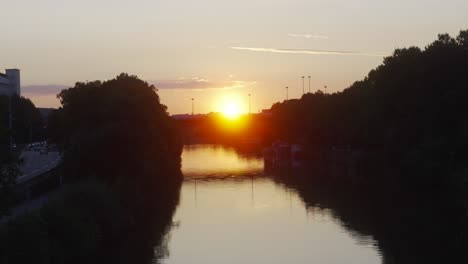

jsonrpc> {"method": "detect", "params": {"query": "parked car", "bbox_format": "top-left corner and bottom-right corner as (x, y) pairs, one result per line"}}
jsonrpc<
(33, 143), (41, 151)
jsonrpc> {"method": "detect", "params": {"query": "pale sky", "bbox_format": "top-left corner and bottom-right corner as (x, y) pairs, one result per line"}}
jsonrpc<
(2, 0), (468, 114)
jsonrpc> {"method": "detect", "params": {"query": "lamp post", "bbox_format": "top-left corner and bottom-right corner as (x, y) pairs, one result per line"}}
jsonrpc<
(286, 86), (289, 100)
(308, 76), (311, 93)
(8, 95), (13, 150)
(248, 94), (251, 114)
(191, 98), (194, 115)
(301, 76), (305, 95)
(324, 85), (327, 94)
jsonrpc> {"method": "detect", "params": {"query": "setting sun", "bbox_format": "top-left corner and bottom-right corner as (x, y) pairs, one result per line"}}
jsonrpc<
(222, 102), (241, 119)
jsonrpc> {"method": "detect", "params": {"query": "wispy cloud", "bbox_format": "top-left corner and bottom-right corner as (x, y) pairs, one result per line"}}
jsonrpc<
(227, 80), (257, 90)
(150, 78), (213, 90)
(22, 78), (256, 96)
(151, 77), (255, 91)
(288, 34), (329, 40)
(230, 47), (387, 57)
(22, 85), (68, 96)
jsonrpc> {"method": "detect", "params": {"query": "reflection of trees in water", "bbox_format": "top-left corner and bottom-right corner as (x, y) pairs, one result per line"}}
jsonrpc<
(270, 169), (468, 264)
(184, 144), (263, 162)
(182, 144), (264, 180)
(184, 173), (264, 182)
(102, 177), (182, 264)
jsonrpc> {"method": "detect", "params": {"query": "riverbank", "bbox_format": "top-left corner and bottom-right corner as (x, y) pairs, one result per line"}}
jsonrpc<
(0, 173), (182, 264)
(1, 74), (185, 264)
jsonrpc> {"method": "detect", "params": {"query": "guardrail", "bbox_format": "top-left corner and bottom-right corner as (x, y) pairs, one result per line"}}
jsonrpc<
(16, 155), (62, 185)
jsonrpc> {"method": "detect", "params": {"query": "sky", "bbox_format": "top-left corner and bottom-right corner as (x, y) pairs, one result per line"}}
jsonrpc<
(2, 0), (468, 115)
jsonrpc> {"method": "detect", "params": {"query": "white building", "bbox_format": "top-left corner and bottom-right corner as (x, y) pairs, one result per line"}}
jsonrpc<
(0, 69), (20, 96)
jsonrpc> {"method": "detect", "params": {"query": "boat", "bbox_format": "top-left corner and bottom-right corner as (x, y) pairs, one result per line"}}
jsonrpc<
(263, 141), (304, 170)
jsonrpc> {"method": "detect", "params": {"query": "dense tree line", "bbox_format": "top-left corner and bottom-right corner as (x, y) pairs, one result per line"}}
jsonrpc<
(1, 74), (183, 264)
(49, 73), (182, 181)
(0, 95), (45, 216)
(271, 30), (468, 194)
(0, 128), (18, 216)
(0, 95), (45, 144)
(48, 72), (183, 226)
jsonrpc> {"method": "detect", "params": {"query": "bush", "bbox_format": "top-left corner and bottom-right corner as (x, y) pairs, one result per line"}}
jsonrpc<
(0, 179), (127, 264)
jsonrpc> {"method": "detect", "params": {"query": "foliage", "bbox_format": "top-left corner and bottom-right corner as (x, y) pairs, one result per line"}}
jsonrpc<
(41, 73), (183, 263)
(49, 73), (182, 183)
(270, 30), (468, 192)
(0, 179), (127, 264)
(0, 122), (19, 217)
(0, 95), (44, 215)
(0, 158), (19, 217)
(0, 95), (45, 144)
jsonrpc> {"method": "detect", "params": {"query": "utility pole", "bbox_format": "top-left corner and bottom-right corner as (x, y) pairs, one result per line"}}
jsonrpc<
(308, 76), (311, 93)
(286, 86), (289, 100)
(248, 94), (251, 114)
(301, 76), (305, 95)
(29, 119), (33, 143)
(191, 98), (194, 115)
(8, 95), (13, 150)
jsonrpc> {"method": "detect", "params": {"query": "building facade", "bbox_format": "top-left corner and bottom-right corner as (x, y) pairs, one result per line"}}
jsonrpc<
(0, 69), (20, 96)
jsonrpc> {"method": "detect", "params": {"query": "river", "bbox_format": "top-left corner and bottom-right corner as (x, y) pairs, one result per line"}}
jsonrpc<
(160, 144), (382, 264)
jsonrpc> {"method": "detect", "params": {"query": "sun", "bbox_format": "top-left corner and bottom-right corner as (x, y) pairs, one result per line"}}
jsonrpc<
(222, 102), (241, 119)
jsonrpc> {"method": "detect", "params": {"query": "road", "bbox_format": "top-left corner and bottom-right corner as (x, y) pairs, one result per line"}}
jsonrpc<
(17, 150), (61, 184)
(0, 149), (62, 224)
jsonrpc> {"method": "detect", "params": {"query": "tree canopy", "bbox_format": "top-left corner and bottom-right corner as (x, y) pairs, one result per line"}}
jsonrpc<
(271, 29), (468, 190)
(49, 73), (182, 184)
(0, 95), (42, 215)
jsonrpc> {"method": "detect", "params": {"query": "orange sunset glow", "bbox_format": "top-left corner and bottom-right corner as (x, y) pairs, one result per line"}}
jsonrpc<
(2, 1), (468, 264)
(222, 101), (241, 119)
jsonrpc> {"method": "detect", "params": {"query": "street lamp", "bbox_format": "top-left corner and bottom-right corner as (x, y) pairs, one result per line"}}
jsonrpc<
(301, 76), (305, 95)
(308, 76), (311, 93)
(324, 85), (327, 94)
(191, 98), (194, 115)
(8, 95), (13, 150)
(286, 86), (289, 100)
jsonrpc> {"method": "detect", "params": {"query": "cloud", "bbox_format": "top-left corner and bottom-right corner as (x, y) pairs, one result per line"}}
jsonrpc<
(22, 85), (68, 96)
(230, 47), (387, 57)
(152, 78), (255, 91)
(22, 78), (256, 97)
(227, 80), (257, 90)
(151, 77), (212, 90)
(288, 34), (329, 39)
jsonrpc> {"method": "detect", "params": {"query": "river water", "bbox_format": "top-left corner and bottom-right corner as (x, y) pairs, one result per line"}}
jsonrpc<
(160, 144), (382, 264)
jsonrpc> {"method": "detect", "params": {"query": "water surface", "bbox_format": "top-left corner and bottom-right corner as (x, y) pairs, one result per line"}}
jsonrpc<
(161, 144), (381, 264)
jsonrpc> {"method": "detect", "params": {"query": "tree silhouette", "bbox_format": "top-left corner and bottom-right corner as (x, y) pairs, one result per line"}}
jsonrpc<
(270, 30), (468, 194)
